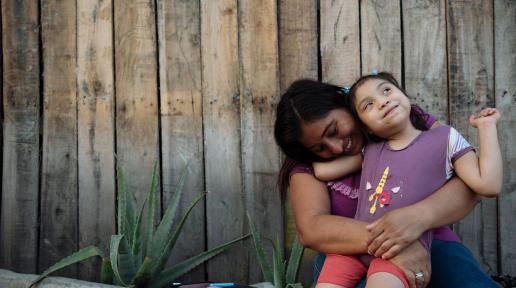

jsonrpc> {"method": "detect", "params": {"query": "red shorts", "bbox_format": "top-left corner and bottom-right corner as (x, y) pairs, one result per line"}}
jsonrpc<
(317, 254), (409, 288)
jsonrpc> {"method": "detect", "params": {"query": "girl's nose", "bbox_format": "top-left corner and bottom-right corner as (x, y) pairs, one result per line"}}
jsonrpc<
(379, 99), (390, 109)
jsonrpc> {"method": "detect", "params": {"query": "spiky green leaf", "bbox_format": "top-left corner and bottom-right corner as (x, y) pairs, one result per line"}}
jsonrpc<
(131, 256), (153, 287)
(100, 258), (114, 284)
(285, 236), (304, 284)
(150, 192), (206, 277)
(247, 212), (274, 283)
(117, 167), (127, 235)
(148, 163), (189, 259)
(144, 161), (160, 256)
(29, 246), (102, 287)
(110, 235), (129, 286)
(131, 193), (148, 256)
(118, 253), (141, 284)
(117, 166), (136, 243)
(148, 234), (249, 288)
(271, 237), (285, 288)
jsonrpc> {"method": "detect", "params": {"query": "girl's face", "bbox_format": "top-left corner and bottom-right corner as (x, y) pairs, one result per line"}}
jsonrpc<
(353, 78), (412, 138)
(299, 108), (364, 159)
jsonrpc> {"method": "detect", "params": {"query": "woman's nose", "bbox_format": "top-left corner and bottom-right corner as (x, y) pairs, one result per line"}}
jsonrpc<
(327, 139), (343, 155)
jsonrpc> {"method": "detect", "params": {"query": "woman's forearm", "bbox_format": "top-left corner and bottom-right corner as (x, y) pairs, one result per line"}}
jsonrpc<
(366, 176), (480, 259)
(289, 173), (369, 254)
(414, 176), (480, 230)
(299, 214), (368, 254)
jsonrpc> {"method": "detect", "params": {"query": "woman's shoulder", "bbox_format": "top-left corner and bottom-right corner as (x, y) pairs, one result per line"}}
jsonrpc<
(289, 163), (314, 177)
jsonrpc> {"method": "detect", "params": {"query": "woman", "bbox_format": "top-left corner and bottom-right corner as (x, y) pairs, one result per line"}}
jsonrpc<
(273, 79), (499, 288)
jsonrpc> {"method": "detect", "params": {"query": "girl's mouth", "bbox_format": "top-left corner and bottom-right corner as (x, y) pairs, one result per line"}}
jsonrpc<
(383, 105), (399, 118)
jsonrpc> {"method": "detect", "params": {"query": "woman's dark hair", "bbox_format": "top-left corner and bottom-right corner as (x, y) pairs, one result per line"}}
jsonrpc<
(348, 72), (429, 142)
(274, 79), (352, 194)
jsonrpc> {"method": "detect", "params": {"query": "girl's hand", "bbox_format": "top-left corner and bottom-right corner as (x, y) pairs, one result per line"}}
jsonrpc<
(366, 206), (427, 259)
(469, 108), (501, 128)
(389, 241), (431, 288)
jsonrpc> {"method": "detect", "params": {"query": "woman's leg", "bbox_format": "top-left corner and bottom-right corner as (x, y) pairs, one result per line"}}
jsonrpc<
(429, 240), (500, 288)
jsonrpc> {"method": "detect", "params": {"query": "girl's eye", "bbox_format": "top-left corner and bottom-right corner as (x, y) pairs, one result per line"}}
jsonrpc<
(363, 101), (373, 111)
(383, 87), (391, 95)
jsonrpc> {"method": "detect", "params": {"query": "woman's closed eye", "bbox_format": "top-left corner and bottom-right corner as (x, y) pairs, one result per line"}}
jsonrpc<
(327, 125), (338, 137)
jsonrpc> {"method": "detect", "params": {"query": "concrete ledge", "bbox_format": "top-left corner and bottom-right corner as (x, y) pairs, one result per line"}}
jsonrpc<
(0, 269), (123, 288)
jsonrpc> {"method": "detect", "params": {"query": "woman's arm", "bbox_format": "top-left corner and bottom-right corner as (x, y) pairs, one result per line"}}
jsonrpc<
(290, 171), (431, 288)
(289, 172), (368, 254)
(366, 176), (480, 259)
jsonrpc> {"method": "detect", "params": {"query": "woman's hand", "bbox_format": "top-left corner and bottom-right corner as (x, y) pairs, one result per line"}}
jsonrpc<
(366, 205), (428, 259)
(389, 241), (431, 288)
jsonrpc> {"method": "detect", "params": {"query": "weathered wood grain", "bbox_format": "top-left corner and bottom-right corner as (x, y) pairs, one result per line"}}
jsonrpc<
(114, 0), (159, 211)
(320, 0), (360, 85)
(201, 0), (246, 282)
(279, 0), (318, 285)
(0, 0), (40, 274)
(447, 0), (498, 274)
(39, 0), (78, 277)
(77, 0), (116, 281)
(157, 0), (205, 282)
(361, 0), (402, 80)
(402, 0), (448, 122)
(495, 0), (516, 276)
(239, 0), (282, 282)
(279, 0), (318, 92)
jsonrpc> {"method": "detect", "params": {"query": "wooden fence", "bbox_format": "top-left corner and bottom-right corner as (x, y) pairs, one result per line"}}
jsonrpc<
(0, 0), (515, 285)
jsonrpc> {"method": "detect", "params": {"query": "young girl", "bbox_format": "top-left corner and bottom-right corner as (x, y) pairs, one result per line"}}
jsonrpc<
(314, 72), (503, 288)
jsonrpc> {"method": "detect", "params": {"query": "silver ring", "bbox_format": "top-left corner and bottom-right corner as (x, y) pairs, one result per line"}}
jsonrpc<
(414, 271), (424, 280)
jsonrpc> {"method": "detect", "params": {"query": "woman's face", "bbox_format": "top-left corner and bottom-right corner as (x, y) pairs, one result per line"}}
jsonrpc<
(299, 108), (364, 159)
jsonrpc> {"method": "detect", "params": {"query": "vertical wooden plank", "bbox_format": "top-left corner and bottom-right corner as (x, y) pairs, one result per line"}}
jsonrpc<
(239, 0), (282, 282)
(402, 0), (448, 122)
(40, 0), (78, 277)
(157, 0), (205, 282)
(495, 0), (516, 276)
(320, 0), (360, 85)
(447, 0), (497, 274)
(279, 0), (318, 92)
(201, 0), (246, 281)
(0, 0), (40, 273)
(77, 0), (116, 281)
(279, 0), (318, 285)
(114, 1), (159, 208)
(360, 0), (402, 80)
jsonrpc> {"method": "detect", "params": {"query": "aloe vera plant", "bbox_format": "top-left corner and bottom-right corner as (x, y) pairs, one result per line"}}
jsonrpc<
(247, 213), (304, 288)
(31, 162), (248, 288)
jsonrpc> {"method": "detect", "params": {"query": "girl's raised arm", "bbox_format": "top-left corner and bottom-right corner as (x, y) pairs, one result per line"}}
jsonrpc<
(454, 108), (502, 197)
